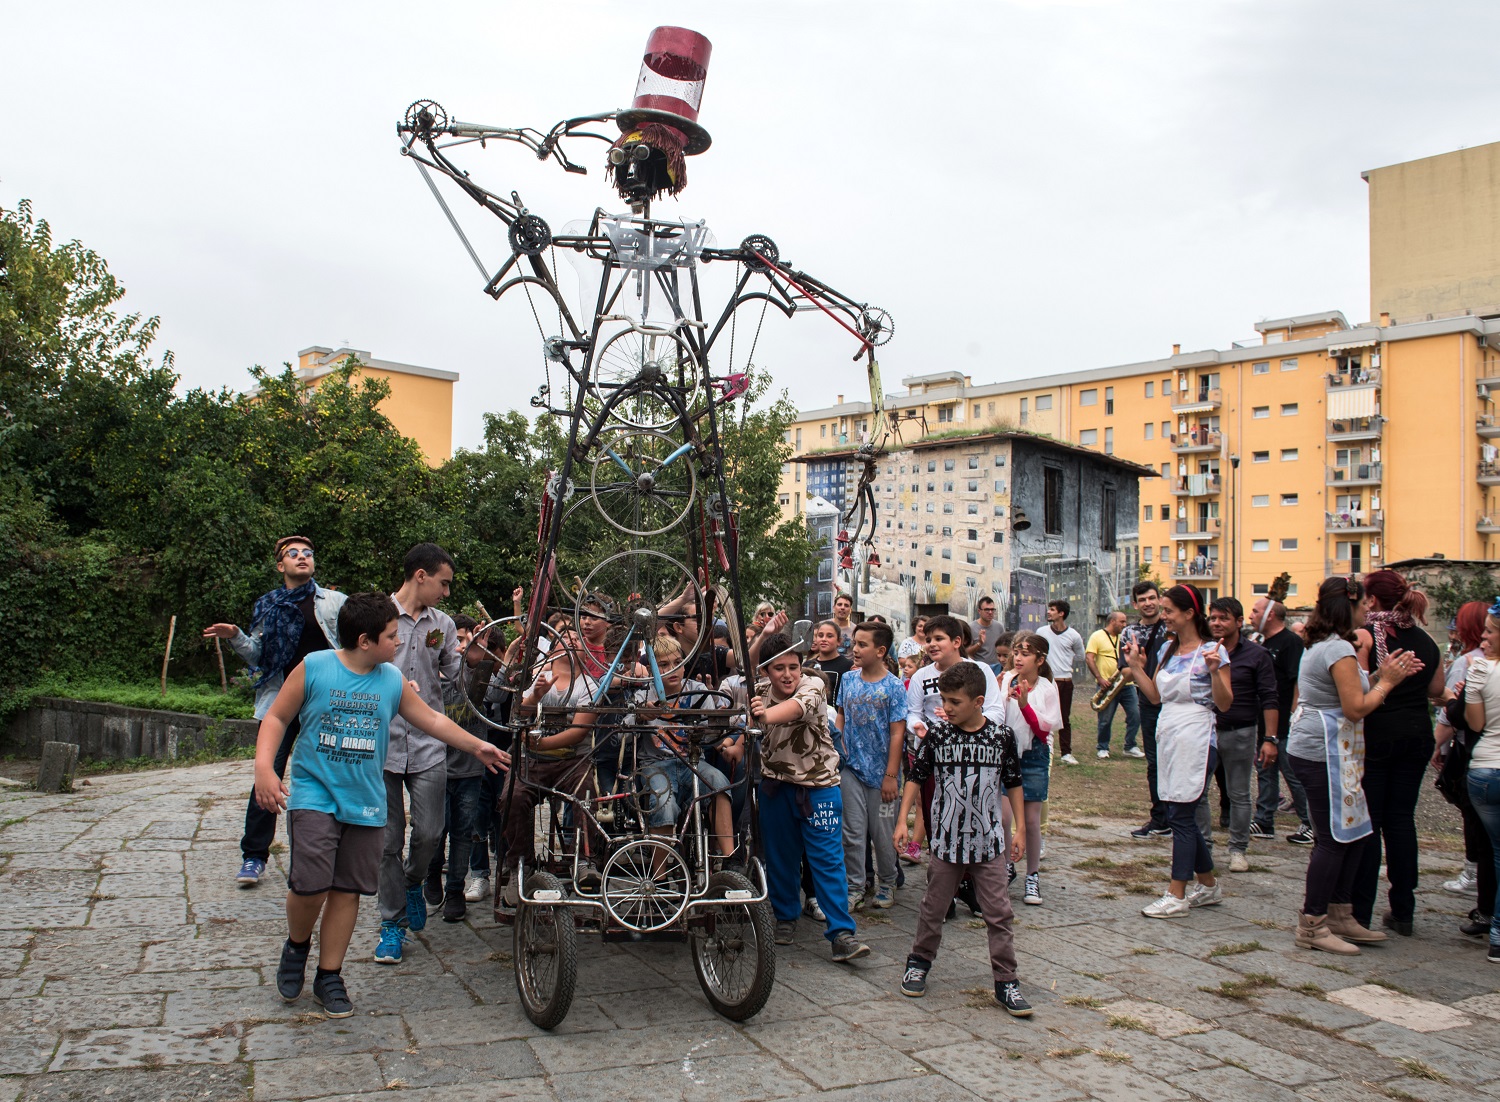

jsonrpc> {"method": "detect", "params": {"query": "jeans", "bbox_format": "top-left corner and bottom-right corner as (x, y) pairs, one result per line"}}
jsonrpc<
(911, 855), (1017, 981)
(1290, 754), (1368, 916)
(1166, 748), (1218, 882)
(379, 766), (448, 927)
(469, 763), (508, 876)
(1056, 680), (1074, 756)
(1216, 726), (1257, 854)
(760, 781), (854, 941)
(1141, 704), (1166, 828)
(426, 774), (484, 894)
(1096, 685), (1140, 753)
(840, 768), (897, 895)
(1460, 801), (1497, 918)
(240, 716), (301, 861)
(1254, 734), (1309, 831)
(642, 757), (731, 828)
(1466, 768), (1500, 944)
(1352, 731), (1435, 926)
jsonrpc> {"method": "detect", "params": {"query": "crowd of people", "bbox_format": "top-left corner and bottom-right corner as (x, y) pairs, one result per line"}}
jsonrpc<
(208, 537), (1496, 1021)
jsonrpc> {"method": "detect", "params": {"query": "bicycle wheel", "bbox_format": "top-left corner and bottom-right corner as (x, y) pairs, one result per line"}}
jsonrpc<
(591, 328), (700, 431)
(513, 871), (577, 1030)
(601, 837), (691, 932)
(576, 549), (704, 683)
(588, 427), (697, 536)
(460, 618), (579, 732)
(691, 870), (776, 1021)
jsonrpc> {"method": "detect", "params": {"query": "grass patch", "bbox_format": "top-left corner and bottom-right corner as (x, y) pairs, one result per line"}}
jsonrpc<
(1045, 1046), (1090, 1059)
(1079, 971), (1108, 982)
(962, 986), (997, 1010)
(1199, 973), (1278, 1001)
(1093, 1048), (1133, 1064)
(1106, 1013), (1149, 1032)
(1130, 946), (1158, 955)
(1098, 891), (1119, 900)
(1250, 918), (1284, 930)
(1061, 995), (1102, 1009)
(1369, 978), (1414, 997)
(965, 919), (986, 930)
(1313, 962), (1354, 975)
(1208, 941), (1264, 957)
(27, 675), (255, 720)
(1291, 983), (1327, 999)
(1395, 1058), (1448, 1083)
(1072, 854), (1169, 896)
(1271, 1012), (1344, 1038)
(1380, 1088), (1419, 1102)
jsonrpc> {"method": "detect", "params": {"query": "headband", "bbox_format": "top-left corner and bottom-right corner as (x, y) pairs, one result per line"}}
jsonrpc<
(1489, 596), (1500, 619)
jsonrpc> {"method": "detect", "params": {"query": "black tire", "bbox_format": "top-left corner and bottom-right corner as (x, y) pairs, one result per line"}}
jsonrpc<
(513, 871), (577, 1029)
(691, 870), (776, 1021)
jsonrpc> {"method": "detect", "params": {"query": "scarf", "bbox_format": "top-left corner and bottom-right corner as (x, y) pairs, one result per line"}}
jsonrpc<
(1365, 609), (1413, 668)
(251, 580), (317, 686)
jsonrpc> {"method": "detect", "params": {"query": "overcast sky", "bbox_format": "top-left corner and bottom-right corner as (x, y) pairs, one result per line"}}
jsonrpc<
(5, 1), (1498, 452)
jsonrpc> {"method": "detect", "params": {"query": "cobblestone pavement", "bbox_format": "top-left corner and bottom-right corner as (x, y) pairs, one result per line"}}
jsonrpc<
(0, 761), (1497, 1101)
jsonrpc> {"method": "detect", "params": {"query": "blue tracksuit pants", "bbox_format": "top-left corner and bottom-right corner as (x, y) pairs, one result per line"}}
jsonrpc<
(759, 780), (854, 942)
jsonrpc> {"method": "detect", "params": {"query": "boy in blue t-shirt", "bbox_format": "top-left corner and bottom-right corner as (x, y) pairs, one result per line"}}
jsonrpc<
(835, 622), (907, 911)
(253, 592), (507, 1018)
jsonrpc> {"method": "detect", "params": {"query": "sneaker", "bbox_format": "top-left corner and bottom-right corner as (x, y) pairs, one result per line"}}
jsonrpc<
(1228, 852), (1250, 873)
(1038, 838), (1046, 862)
(374, 921), (404, 964)
(1130, 823), (1156, 839)
(423, 867), (444, 907)
(463, 873), (490, 903)
(1489, 944), (1500, 964)
(405, 882), (428, 932)
(1125, 747), (1146, 759)
(276, 939), (310, 1001)
(996, 980), (1033, 1017)
(501, 870), (520, 908)
(830, 933), (870, 963)
(312, 970), (353, 1018)
(1445, 863), (1479, 894)
(1060, 754), (1079, 765)
(1097, 749), (1111, 760)
(1219, 812), (1230, 830)
(1286, 826), (1315, 846)
(1381, 911), (1414, 937)
(1461, 909), (1491, 937)
(1024, 873), (1042, 905)
(1148, 825), (1172, 837)
(1007, 861), (1017, 885)
(901, 957), (930, 997)
(774, 920), (797, 945)
(872, 883), (896, 910)
(899, 841), (924, 865)
(848, 892), (866, 913)
(1248, 823), (1273, 839)
(576, 860), (604, 892)
(804, 896), (826, 922)
(1142, 892), (1191, 919)
(236, 857), (266, 887)
(1186, 881), (1223, 908)
(442, 889), (466, 923)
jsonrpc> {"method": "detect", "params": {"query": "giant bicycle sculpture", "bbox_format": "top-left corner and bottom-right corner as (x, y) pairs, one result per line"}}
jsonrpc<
(398, 27), (893, 1027)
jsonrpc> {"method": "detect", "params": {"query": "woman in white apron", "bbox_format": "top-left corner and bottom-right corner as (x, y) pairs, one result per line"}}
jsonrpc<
(1124, 584), (1232, 919)
(1285, 577), (1424, 953)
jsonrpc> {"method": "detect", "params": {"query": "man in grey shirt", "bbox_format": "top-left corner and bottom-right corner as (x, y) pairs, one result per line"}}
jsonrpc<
(969, 596), (1004, 670)
(375, 543), (462, 965)
(1042, 600), (1085, 764)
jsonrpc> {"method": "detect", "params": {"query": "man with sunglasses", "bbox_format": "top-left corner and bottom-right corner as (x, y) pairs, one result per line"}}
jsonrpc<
(205, 535), (347, 887)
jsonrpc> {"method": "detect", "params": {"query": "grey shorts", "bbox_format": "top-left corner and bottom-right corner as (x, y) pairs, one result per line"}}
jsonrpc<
(286, 809), (382, 896)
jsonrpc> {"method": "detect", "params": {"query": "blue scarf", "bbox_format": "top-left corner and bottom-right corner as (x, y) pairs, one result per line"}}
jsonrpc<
(251, 580), (318, 686)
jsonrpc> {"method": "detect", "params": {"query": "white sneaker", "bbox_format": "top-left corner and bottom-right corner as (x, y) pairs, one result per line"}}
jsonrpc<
(1125, 747), (1146, 759)
(1024, 873), (1043, 905)
(1142, 892), (1191, 919)
(1038, 838), (1046, 862)
(1097, 750), (1111, 760)
(463, 873), (490, 903)
(1186, 881), (1223, 908)
(804, 896), (826, 922)
(1445, 863), (1479, 895)
(1061, 754), (1080, 766)
(1228, 852), (1250, 873)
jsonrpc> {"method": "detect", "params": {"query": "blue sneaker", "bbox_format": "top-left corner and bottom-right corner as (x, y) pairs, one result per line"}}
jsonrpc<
(236, 858), (266, 887)
(405, 882), (428, 931)
(374, 922), (404, 964)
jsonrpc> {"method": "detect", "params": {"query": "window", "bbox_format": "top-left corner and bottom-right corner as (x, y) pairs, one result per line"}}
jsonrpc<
(1043, 467), (1064, 534)
(1281, 448), (1299, 461)
(992, 557), (1004, 568)
(780, 463), (790, 475)
(1252, 361), (1270, 375)
(927, 461), (936, 472)
(1079, 428), (1098, 445)
(1281, 403), (1299, 416)
(1143, 546), (1153, 562)
(972, 403), (982, 420)
(1252, 539), (1269, 552)
(941, 526), (952, 537)
(1100, 486), (1117, 551)
(1160, 505), (1169, 520)
(1104, 428), (1114, 454)
(777, 493), (789, 506)
(968, 456), (979, 469)
(1280, 358), (1298, 372)
(1080, 388), (1098, 407)
(944, 459), (955, 471)
(967, 480), (978, 492)
(941, 548), (952, 560)
(1281, 493), (1299, 506)
(1252, 406), (1270, 419)
(994, 505), (1004, 516)
(1105, 387), (1115, 415)
(924, 545), (932, 556)
(967, 529), (978, 541)
(1019, 397), (1029, 420)
(925, 524), (934, 534)
(795, 466), (801, 483)
(821, 424), (827, 438)
(1035, 394), (1053, 411)
(1288, 584), (1299, 596)
(994, 454), (1006, 467)
(1252, 451), (1269, 463)
(1161, 421), (1170, 438)
(943, 481), (953, 492)
(937, 406), (954, 423)
(926, 502), (934, 512)
(988, 401), (995, 414)
(926, 482), (934, 492)
(965, 551), (977, 565)
(941, 573), (950, 585)
(994, 480), (1006, 493)
(1163, 378), (1172, 394)
(1145, 381), (1155, 398)
(967, 503), (979, 514)
(1160, 545), (1169, 562)
(1280, 538), (1298, 551)
(993, 531), (1004, 543)
(794, 428), (802, 449)
(1144, 422), (1155, 440)
(942, 503), (953, 514)
(1144, 505), (1152, 523)
(1252, 494), (1270, 507)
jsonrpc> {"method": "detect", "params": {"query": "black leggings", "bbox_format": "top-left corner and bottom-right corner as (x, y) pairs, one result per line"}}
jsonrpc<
(1289, 753), (1369, 916)
(1352, 732), (1435, 926)
(1462, 800), (1498, 917)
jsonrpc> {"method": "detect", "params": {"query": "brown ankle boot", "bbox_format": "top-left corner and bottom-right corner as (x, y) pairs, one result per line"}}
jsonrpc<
(1327, 902), (1387, 943)
(1296, 911), (1360, 954)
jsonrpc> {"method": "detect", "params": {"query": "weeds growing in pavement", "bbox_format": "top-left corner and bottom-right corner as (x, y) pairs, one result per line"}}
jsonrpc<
(1395, 1058), (1447, 1082)
(1208, 941), (1264, 957)
(1061, 995), (1102, 1008)
(1199, 973), (1278, 1000)
(1106, 1013), (1149, 1032)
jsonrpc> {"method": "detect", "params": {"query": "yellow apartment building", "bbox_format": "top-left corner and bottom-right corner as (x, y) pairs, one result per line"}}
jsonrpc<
(295, 346), (459, 465)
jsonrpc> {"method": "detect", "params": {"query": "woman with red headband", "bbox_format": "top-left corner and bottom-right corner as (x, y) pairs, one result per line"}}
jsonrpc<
(1350, 569), (1442, 935)
(1124, 584), (1232, 919)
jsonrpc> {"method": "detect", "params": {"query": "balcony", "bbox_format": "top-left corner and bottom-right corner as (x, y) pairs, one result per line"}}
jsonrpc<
(1479, 358), (1500, 388)
(1170, 473), (1223, 496)
(1172, 561), (1221, 582)
(1330, 559), (1374, 576)
(1481, 462), (1500, 486)
(1326, 416), (1383, 443)
(1169, 429), (1223, 454)
(1327, 367), (1381, 388)
(1326, 510), (1384, 534)
(1171, 387), (1223, 414)
(1479, 414), (1500, 439)
(1327, 463), (1382, 486)
(1480, 511), (1500, 535)
(1174, 517), (1222, 540)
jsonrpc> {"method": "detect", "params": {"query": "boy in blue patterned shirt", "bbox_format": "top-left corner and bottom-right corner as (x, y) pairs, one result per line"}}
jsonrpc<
(835, 621), (907, 911)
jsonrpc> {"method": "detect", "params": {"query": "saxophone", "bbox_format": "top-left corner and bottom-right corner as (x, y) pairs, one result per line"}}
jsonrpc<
(1089, 671), (1128, 712)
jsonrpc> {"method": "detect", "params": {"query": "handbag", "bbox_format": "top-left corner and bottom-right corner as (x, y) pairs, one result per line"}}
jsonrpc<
(1435, 693), (1477, 810)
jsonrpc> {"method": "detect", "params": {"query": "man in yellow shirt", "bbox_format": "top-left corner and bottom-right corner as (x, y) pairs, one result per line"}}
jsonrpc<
(1085, 611), (1142, 760)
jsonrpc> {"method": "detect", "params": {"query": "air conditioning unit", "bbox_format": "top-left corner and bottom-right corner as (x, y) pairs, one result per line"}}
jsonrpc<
(1481, 384), (1491, 400)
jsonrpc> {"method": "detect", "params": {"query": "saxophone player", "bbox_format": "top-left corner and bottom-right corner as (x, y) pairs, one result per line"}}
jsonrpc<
(1086, 611), (1142, 760)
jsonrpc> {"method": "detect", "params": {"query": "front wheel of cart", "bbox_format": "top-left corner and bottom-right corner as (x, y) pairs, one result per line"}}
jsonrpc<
(690, 870), (776, 1021)
(513, 871), (577, 1029)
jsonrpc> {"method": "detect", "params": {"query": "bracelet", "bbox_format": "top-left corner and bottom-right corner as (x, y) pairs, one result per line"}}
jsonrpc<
(885, 772), (898, 779)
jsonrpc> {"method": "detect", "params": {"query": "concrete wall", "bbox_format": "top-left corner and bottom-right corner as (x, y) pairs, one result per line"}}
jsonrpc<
(4, 698), (258, 762)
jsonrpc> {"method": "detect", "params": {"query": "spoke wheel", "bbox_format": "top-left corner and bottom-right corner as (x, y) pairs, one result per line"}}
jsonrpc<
(601, 838), (691, 932)
(591, 328), (700, 431)
(577, 550), (704, 684)
(460, 618), (578, 732)
(588, 428), (698, 536)
(513, 871), (577, 1030)
(691, 870), (776, 1021)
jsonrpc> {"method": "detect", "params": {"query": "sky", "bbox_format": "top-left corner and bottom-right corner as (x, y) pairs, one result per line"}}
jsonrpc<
(5, 0), (1500, 453)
